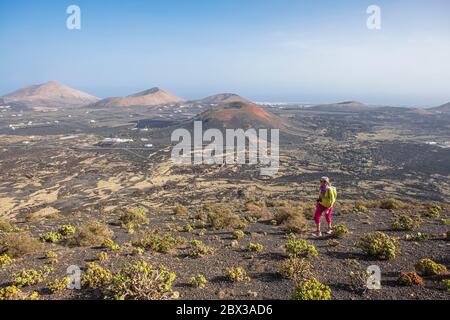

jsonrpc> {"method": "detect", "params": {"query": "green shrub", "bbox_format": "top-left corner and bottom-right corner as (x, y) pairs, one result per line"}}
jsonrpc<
(425, 204), (441, 219)
(233, 230), (245, 239)
(14, 268), (51, 287)
(102, 239), (120, 251)
(0, 254), (14, 268)
(81, 262), (113, 289)
(108, 261), (177, 300)
(247, 242), (264, 253)
(190, 274), (207, 289)
(279, 257), (313, 283)
(47, 277), (70, 293)
(442, 279), (450, 291)
(285, 234), (318, 258)
(0, 286), (23, 300)
(397, 272), (424, 286)
(404, 232), (429, 241)
(184, 224), (194, 233)
(274, 207), (308, 233)
(40, 232), (63, 243)
(392, 215), (421, 231)
(0, 232), (42, 258)
(379, 199), (405, 210)
(227, 267), (251, 282)
(46, 251), (58, 264)
(292, 278), (331, 300)
(358, 232), (398, 260)
(331, 224), (348, 239)
(58, 225), (76, 236)
(133, 233), (181, 253)
(354, 204), (368, 213)
(73, 221), (114, 247)
(414, 259), (447, 276)
(119, 207), (149, 231)
(189, 240), (214, 258)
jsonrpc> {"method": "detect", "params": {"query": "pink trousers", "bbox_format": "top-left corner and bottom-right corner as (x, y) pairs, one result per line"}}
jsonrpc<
(314, 203), (333, 225)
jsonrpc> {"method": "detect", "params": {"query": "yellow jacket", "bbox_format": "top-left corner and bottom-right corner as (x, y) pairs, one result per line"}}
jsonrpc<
(319, 187), (337, 208)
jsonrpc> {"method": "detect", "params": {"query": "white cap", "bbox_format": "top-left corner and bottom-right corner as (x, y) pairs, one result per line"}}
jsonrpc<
(320, 176), (330, 183)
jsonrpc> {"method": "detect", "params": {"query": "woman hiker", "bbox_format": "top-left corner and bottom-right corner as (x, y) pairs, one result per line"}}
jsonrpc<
(314, 176), (337, 237)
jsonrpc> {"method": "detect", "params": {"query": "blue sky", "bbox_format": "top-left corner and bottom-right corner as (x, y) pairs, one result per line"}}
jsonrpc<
(0, 0), (449, 106)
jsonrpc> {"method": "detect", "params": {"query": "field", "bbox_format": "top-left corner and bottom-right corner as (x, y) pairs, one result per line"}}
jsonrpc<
(0, 104), (449, 300)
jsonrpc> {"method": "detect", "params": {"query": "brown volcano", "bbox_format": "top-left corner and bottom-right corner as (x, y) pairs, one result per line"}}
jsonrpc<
(194, 93), (250, 105)
(2, 81), (99, 109)
(91, 87), (184, 108)
(197, 101), (286, 130)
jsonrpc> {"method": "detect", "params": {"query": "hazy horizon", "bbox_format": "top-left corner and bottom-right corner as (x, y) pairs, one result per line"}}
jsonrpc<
(1, 0), (449, 106)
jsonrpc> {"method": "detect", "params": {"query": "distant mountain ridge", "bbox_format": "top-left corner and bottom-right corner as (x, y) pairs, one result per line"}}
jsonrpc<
(2, 81), (99, 109)
(90, 87), (184, 108)
(193, 93), (250, 105)
(430, 102), (450, 113)
(309, 101), (369, 112)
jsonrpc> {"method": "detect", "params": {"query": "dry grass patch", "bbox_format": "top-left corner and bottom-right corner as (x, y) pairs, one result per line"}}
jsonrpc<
(0, 232), (42, 258)
(72, 221), (114, 247)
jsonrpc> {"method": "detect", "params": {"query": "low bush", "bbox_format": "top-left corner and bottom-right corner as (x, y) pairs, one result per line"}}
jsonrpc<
(392, 215), (421, 231)
(190, 274), (207, 289)
(73, 221), (114, 247)
(274, 207), (308, 234)
(397, 272), (424, 286)
(81, 262), (113, 289)
(279, 257), (313, 283)
(97, 251), (109, 262)
(285, 235), (318, 258)
(358, 232), (398, 260)
(425, 204), (441, 219)
(189, 240), (214, 258)
(0, 286), (23, 300)
(0, 254), (14, 268)
(415, 259), (448, 276)
(404, 232), (429, 241)
(58, 225), (77, 236)
(205, 204), (246, 230)
(347, 270), (371, 293)
(119, 207), (149, 231)
(247, 243), (264, 253)
(47, 277), (70, 293)
(133, 233), (182, 254)
(102, 239), (120, 251)
(108, 261), (177, 300)
(442, 279), (450, 291)
(0, 232), (42, 258)
(173, 204), (189, 216)
(40, 232), (63, 243)
(0, 219), (22, 233)
(379, 199), (405, 210)
(46, 251), (58, 264)
(331, 224), (348, 239)
(292, 278), (331, 300)
(227, 267), (251, 282)
(233, 230), (245, 239)
(14, 267), (52, 287)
